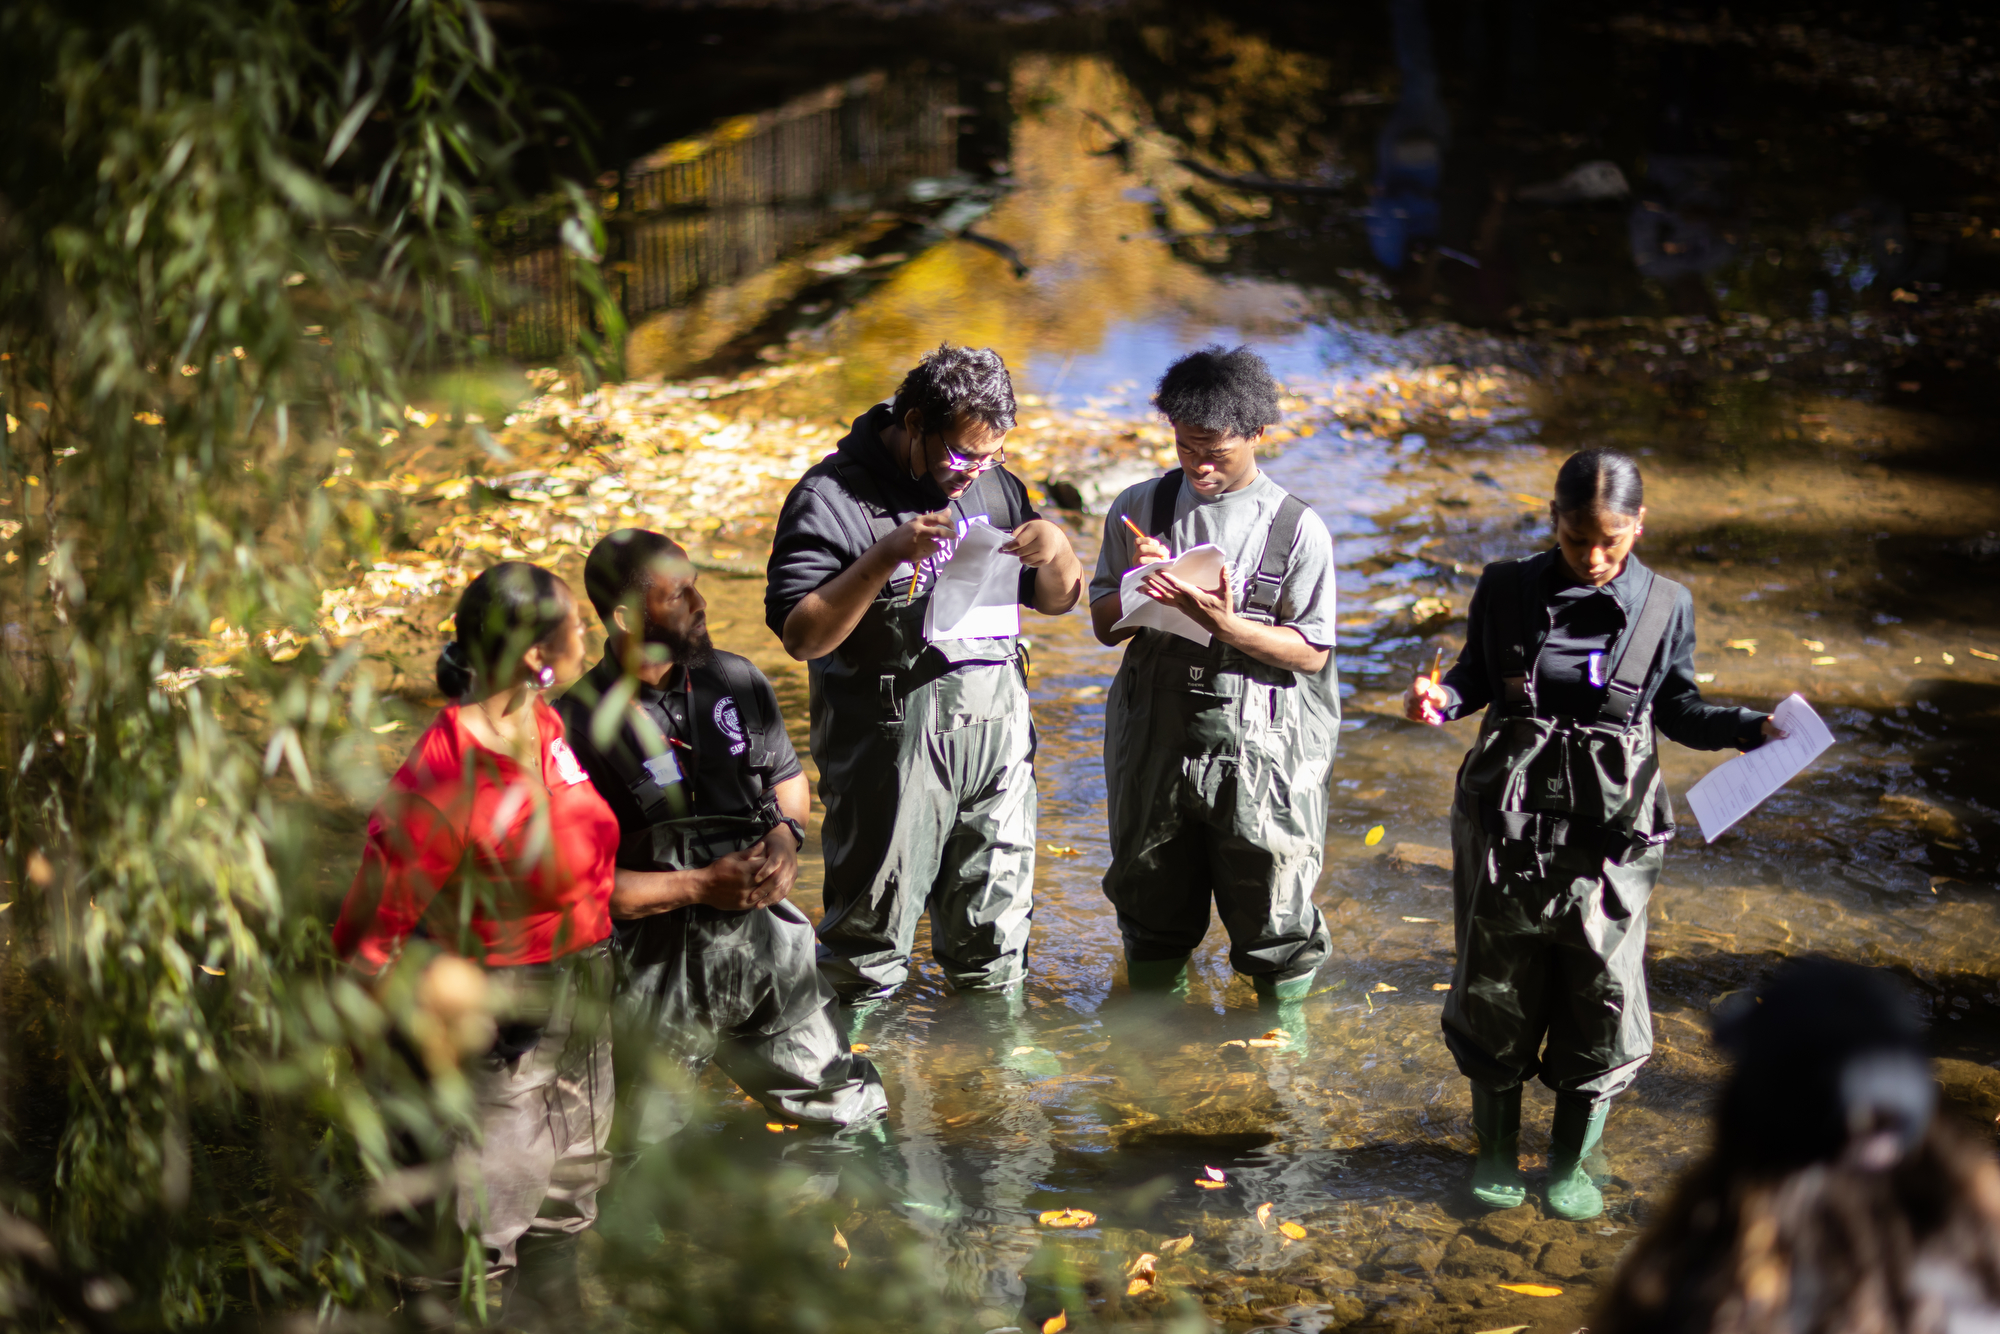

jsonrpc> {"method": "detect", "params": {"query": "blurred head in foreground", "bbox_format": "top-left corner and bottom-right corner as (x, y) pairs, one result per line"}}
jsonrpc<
(1597, 957), (2000, 1334)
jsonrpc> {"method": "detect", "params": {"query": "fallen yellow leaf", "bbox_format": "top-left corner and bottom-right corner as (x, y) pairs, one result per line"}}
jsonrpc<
(1512, 492), (1544, 507)
(1201, 1165), (1225, 1180)
(1045, 844), (1080, 857)
(1432, 983), (1452, 991)
(1401, 916), (1439, 923)
(1219, 1038), (1248, 1049)
(1971, 648), (1998, 661)
(832, 1227), (850, 1270)
(1812, 656), (1837, 666)
(1195, 1179), (1228, 1190)
(1126, 1252), (1158, 1279)
(850, 1043), (870, 1053)
(1370, 982), (1398, 993)
(1474, 1326), (1530, 1334)
(765, 1122), (789, 1133)
(1160, 1234), (1193, 1257)
(1278, 1221), (1307, 1240)
(371, 721), (403, 733)
(1725, 639), (1758, 655)
(1043, 1314), (1068, 1334)
(1037, 1208), (1097, 1228)
(1012, 1045), (1035, 1056)
(1245, 1037), (1286, 1048)
(198, 964), (225, 977)
(1126, 1277), (1153, 1296)
(1943, 652), (1956, 665)
(1364, 825), (1386, 845)
(1498, 1283), (1563, 1297)
(1800, 639), (1826, 651)
(1254, 1202), (1273, 1228)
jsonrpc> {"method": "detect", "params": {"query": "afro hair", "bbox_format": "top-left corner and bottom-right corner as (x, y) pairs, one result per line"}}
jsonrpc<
(1153, 345), (1281, 438)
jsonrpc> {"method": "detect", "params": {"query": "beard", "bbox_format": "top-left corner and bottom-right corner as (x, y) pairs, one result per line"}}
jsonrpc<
(643, 614), (713, 669)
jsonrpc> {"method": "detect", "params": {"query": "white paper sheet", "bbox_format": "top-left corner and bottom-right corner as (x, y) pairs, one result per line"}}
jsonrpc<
(1684, 693), (1835, 842)
(922, 519), (1023, 642)
(1111, 544), (1228, 646)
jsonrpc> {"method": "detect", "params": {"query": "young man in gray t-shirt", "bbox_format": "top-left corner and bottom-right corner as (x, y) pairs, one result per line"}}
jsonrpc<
(1088, 346), (1338, 1005)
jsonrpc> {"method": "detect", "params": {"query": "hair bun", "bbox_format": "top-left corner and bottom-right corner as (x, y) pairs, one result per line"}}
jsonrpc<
(435, 640), (473, 699)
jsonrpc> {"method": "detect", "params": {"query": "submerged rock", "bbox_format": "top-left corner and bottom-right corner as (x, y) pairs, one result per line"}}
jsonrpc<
(1388, 842), (1454, 874)
(1874, 792), (1967, 841)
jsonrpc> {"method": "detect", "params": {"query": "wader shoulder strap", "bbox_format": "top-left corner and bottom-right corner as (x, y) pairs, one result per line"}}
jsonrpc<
(1242, 493), (1307, 623)
(1146, 469), (1183, 536)
(712, 653), (777, 775)
(1598, 572), (1682, 724)
(593, 694), (691, 827)
(1487, 558), (1535, 705)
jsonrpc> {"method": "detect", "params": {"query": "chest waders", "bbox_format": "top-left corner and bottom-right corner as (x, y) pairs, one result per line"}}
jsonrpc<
(808, 462), (1038, 1004)
(587, 658), (886, 1142)
(1442, 558), (1682, 1219)
(1101, 470), (1335, 1007)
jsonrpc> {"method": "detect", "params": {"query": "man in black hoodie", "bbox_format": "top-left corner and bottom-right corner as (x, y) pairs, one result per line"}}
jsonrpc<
(765, 344), (1083, 1005)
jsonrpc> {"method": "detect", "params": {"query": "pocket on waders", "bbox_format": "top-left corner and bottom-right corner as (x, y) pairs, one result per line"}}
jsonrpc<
(1456, 714), (1557, 809)
(1567, 725), (1652, 825)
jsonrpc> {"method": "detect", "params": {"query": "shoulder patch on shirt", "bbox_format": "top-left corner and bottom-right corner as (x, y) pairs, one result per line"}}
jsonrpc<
(547, 736), (591, 786)
(713, 697), (748, 756)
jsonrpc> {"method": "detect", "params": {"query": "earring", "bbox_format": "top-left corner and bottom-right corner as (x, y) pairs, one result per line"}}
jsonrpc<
(535, 664), (556, 689)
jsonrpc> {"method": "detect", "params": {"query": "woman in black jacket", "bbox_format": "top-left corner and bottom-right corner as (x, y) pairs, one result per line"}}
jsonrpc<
(1404, 448), (1783, 1220)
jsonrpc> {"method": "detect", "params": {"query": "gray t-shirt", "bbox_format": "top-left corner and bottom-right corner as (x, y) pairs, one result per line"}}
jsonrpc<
(1091, 471), (1339, 715)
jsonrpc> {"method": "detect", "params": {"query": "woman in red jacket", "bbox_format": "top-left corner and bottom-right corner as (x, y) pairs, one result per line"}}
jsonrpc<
(333, 561), (617, 1318)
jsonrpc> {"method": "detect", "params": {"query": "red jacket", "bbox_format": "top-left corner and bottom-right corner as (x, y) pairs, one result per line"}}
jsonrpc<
(333, 700), (617, 972)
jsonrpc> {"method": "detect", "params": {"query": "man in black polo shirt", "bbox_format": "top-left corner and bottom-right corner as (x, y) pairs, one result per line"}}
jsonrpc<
(766, 344), (1083, 1005)
(558, 528), (885, 1137)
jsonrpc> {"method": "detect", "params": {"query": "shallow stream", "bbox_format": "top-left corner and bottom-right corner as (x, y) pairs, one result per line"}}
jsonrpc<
(379, 7), (2000, 1329)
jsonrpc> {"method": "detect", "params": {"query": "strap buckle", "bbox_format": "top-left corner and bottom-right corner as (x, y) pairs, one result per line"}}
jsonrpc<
(1243, 572), (1284, 621)
(1600, 680), (1642, 723)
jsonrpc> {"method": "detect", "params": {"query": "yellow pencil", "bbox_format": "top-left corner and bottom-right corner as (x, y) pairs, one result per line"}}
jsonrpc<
(1427, 645), (1443, 685)
(1120, 513), (1147, 542)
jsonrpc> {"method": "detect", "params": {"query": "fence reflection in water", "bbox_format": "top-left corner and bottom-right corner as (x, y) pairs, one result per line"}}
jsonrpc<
(492, 70), (959, 362)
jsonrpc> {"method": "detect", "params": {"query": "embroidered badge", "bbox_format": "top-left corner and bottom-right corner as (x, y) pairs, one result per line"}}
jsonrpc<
(713, 697), (748, 755)
(548, 737), (591, 786)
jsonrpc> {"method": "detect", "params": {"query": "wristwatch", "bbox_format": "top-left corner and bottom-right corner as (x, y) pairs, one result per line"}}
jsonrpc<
(774, 816), (807, 849)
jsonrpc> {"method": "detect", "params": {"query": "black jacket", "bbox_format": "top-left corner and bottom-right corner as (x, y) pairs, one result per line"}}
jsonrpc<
(763, 403), (1041, 644)
(1440, 549), (1766, 752)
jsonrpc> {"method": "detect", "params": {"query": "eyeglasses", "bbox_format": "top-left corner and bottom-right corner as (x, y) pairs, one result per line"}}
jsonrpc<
(928, 434), (1009, 476)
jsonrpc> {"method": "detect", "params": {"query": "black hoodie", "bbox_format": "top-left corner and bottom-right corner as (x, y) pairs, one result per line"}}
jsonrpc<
(763, 403), (1041, 643)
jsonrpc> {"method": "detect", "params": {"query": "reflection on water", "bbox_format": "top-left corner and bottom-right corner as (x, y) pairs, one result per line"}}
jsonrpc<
(495, 70), (958, 364)
(456, 11), (2000, 1329)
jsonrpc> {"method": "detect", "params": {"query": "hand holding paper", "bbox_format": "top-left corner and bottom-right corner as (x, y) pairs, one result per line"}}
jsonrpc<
(1684, 693), (1835, 842)
(922, 519), (1023, 642)
(1113, 544), (1228, 646)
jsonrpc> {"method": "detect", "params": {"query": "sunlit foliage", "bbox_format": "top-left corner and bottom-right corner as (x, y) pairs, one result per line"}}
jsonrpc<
(0, 0), (615, 1321)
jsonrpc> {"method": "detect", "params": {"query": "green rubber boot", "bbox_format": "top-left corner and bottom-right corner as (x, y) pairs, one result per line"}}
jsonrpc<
(1125, 953), (1191, 997)
(839, 997), (887, 1048)
(1250, 970), (1315, 1003)
(1545, 1097), (1610, 1220)
(1251, 972), (1314, 1050)
(1469, 1084), (1526, 1210)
